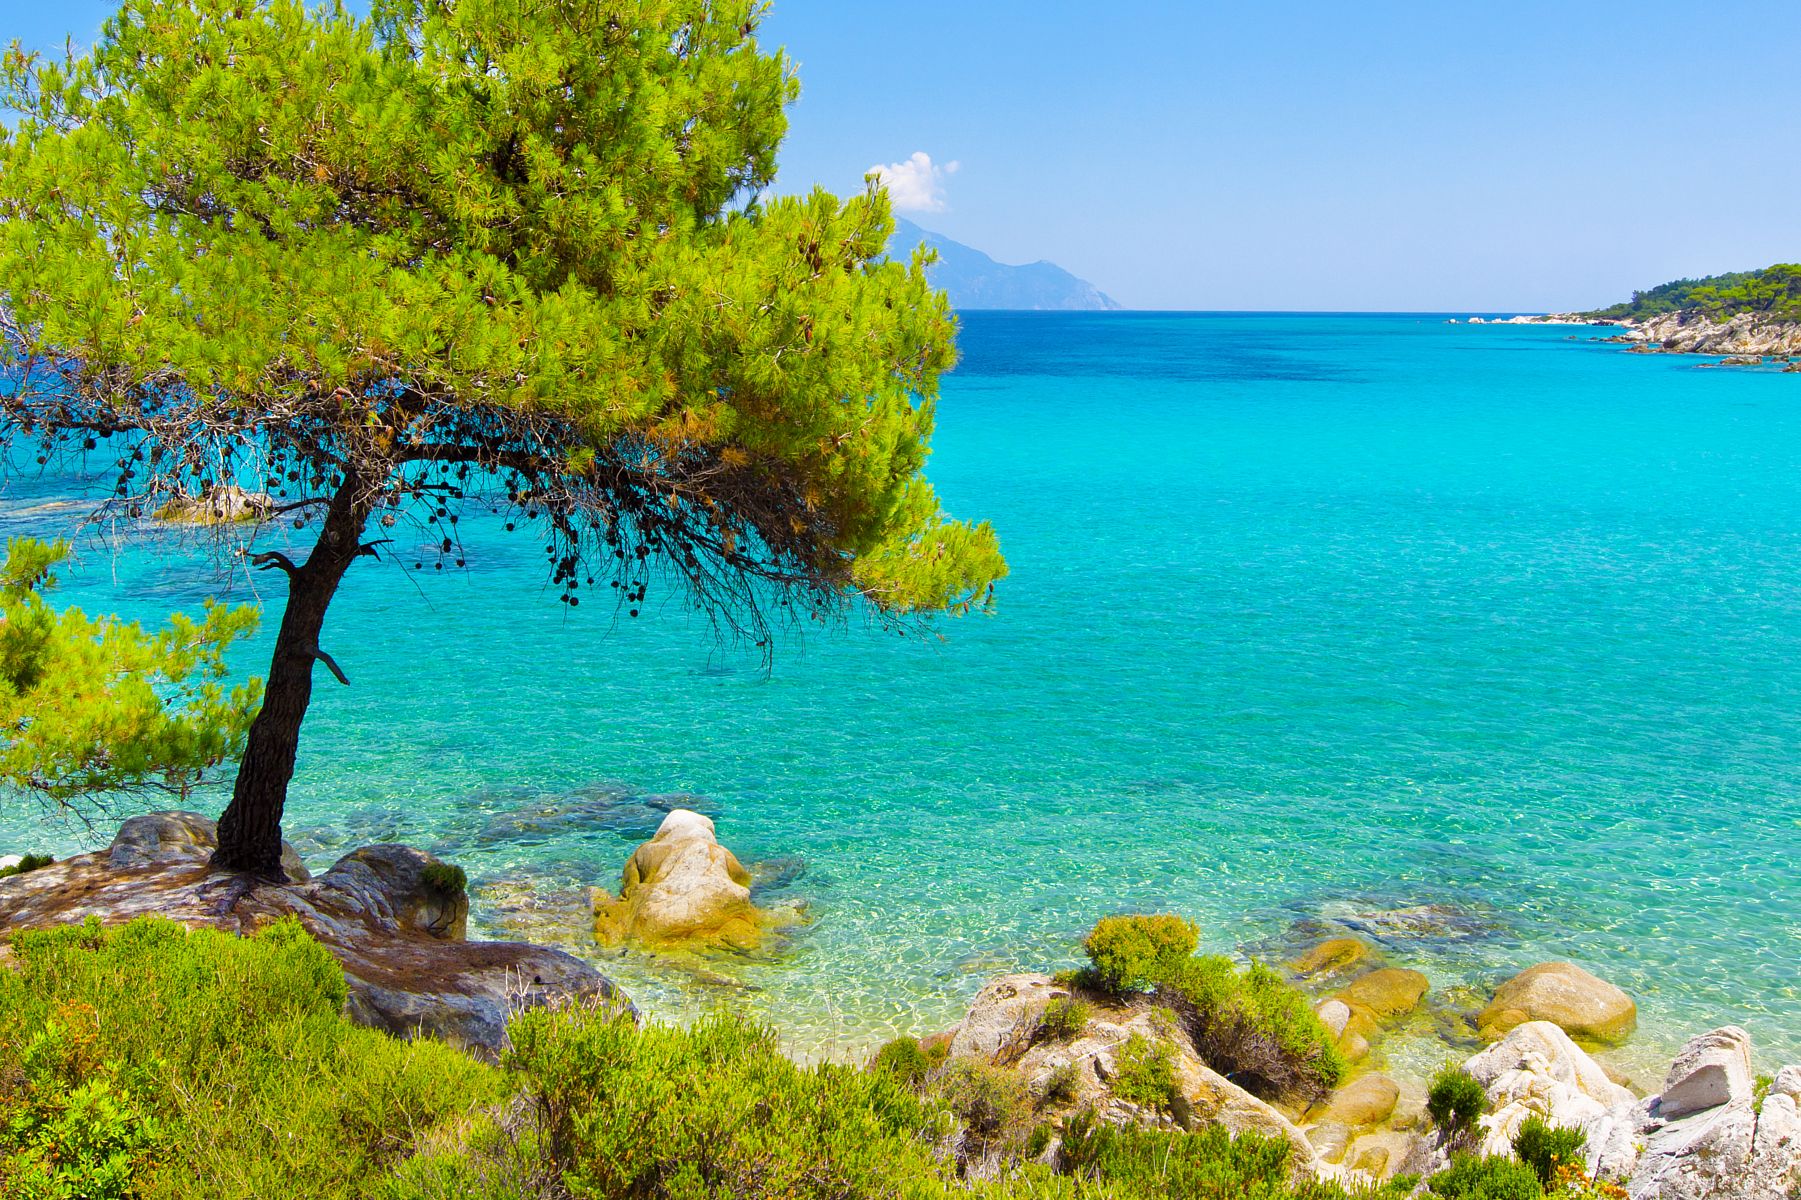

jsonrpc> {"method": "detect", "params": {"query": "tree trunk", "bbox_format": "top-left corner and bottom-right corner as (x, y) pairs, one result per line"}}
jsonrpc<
(212, 478), (372, 876)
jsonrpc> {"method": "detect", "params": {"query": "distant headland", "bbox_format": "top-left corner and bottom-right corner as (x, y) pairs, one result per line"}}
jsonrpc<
(1454, 263), (1801, 364)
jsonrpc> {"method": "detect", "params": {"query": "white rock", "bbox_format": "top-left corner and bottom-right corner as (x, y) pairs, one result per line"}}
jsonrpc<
(1628, 1097), (1757, 1200)
(1771, 1065), (1801, 1101)
(1658, 1026), (1753, 1119)
(0, 855), (21, 871)
(949, 974), (1067, 1061)
(1316, 999), (1351, 1039)
(1464, 1022), (1637, 1163)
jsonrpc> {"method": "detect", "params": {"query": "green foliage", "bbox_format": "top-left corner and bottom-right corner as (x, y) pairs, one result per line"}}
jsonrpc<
(486, 1007), (954, 1197)
(1041, 1062), (1082, 1107)
(419, 862), (468, 898)
(0, 916), (504, 1199)
(0, 538), (260, 805)
(1159, 956), (1346, 1101)
(1038, 996), (1092, 1044)
(1112, 1034), (1179, 1112)
(1428, 1153), (1544, 1200)
(1755, 1074), (1773, 1115)
(0, 0), (1005, 625)
(0, 854), (55, 879)
(1512, 1117), (1585, 1188)
(1426, 1066), (1489, 1142)
(872, 1036), (933, 1089)
(1053, 1108), (1408, 1200)
(934, 1057), (1035, 1156)
(1081, 915), (1198, 994)
(1589, 264), (1801, 321)
(0, 1074), (161, 1199)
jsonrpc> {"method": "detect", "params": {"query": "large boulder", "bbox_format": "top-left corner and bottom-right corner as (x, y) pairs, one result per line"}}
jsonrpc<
(1654, 1025), (1752, 1119)
(1333, 968), (1429, 1022)
(591, 809), (790, 951)
(0, 811), (627, 1057)
(1311, 1074), (1400, 1128)
(1479, 961), (1636, 1044)
(1463, 1020), (1636, 1159)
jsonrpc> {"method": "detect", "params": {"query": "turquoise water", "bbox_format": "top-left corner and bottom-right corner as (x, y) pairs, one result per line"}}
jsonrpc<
(3, 314), (1799, 1073)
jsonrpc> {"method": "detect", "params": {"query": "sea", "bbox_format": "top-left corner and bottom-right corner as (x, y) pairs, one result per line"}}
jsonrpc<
(3, 313), (1798, 1079)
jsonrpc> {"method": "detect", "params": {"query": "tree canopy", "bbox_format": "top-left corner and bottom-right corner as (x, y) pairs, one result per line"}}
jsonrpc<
(0, 0), (1006, 872)
(0, 537), (260, 808)
(1588, 263), (1801, 322)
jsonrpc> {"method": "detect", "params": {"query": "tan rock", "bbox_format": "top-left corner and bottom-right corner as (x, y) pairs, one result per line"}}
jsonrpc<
(1334, 968), (1429, 1022)
(592, 809), (782, 951)
(948, 973), (1068, 1061)
(1288, 937), (1375, 980)
(1347, 1130), (1424, 1178)
(1313, 1074), (1400, 1127)
(1479, 961), (1636, 1044)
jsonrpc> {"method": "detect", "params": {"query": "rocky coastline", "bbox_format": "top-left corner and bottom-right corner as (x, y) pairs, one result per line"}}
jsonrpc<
(1454, 311), (1801, 366)
(2, 812), (1796, 1199)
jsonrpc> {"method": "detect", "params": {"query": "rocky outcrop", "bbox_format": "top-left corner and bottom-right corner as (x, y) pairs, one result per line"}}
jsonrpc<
(0, 812), (628, 1056)
(1461, 1022), (1801, 1200)
(1624, 311), (1801, 358)
(1333, 968), (1429, 1022)
(1465, 1021), (1636, 1158)
(1480, 961), (1636, 1044)
(154, 485), (274, 524)
(591, 809), (800, 951)
(948, 973), (1322, 1183)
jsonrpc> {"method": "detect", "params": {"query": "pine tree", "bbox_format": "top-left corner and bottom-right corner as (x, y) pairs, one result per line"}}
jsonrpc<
(0, 0), (1005, 874)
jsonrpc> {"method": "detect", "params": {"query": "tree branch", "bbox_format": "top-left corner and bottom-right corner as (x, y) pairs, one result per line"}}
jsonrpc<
(250, 551), (300, 577)
(312, 648), (350, 686)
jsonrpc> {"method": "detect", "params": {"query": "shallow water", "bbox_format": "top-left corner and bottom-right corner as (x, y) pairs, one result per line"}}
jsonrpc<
(3, 313), (1798, 1074)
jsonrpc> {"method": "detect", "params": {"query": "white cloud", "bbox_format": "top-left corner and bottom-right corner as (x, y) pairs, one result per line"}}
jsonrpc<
(867, 151), (958, 213)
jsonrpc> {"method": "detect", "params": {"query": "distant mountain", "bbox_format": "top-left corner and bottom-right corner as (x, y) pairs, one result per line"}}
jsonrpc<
(891, 218), (1119, 311)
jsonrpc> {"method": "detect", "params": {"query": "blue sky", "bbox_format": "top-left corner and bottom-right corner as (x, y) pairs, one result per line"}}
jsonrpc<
(8, 0), (1801, 310)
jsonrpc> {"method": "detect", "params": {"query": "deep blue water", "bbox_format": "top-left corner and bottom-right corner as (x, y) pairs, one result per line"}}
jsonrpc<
(3, 313), (1798, 1073)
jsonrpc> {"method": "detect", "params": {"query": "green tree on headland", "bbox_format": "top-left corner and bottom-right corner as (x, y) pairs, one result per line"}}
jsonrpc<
(1589, 263), (1801, 320)
(0, 0), (1005, 874)
(0, 537), (260, 807)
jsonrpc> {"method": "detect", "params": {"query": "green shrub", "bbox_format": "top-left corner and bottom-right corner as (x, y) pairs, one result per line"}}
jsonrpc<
(871, 1036), (933, 1089)
(935, 1057), (1035, 1156)
(1428, 1152), (1544, 1200)
(1426, 1066), (1488, 1142)
(0, 916), (505, 1200)
(0, 853), (54, 879)
(1511, 1117), (1585, 1187)
(1754, 1074), (1773, 1115)
(420, 862), (468, 897)
(1041, 1061), (1083, 1107)
(1038, 996), (1092, 1044)
(1113, 1033), (1179, 1112)
(1058, 1108), (1311, 1197)
(1082, 915), (1197, 994)
(1159, 956), (1346, 1102)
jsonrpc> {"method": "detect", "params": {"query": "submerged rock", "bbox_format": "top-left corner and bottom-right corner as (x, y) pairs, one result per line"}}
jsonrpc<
(1479, 961), (1637, 1044)
(0, 811), (627, 1057)
(591, 809), (801, 952)
(1333, 968), (1429, 1022)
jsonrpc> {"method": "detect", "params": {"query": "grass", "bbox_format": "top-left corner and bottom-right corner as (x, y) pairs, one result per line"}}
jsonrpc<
(0, 914), (1570, 1200)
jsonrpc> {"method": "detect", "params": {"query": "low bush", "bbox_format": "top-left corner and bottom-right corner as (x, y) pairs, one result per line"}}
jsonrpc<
(872, 1036), (934, 1088)
(1112, 1033), (1179, 1112)
(934, 1057), (1035, 1158)
(1159, 956), (1346, 1102)
(1081, 915), (1197, 994)
(1511, 1117), (1585, 1188)
(1426, 1066), (1488, 1142)
(0, 853), (55, 879)
(1427, 1152), (1544, 1200)
(420, 862), (468, 897)
(1040, 1061), (1082, 1107)
(1037, 996), (1092, 1044)
(0, 916), (504, 1200)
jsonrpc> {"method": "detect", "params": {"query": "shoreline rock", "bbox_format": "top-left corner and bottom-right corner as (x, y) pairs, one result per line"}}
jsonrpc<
(591, 809), (804, 952)
(0, 811), (629, 1056)
(1480, 960), (1638, 1045)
